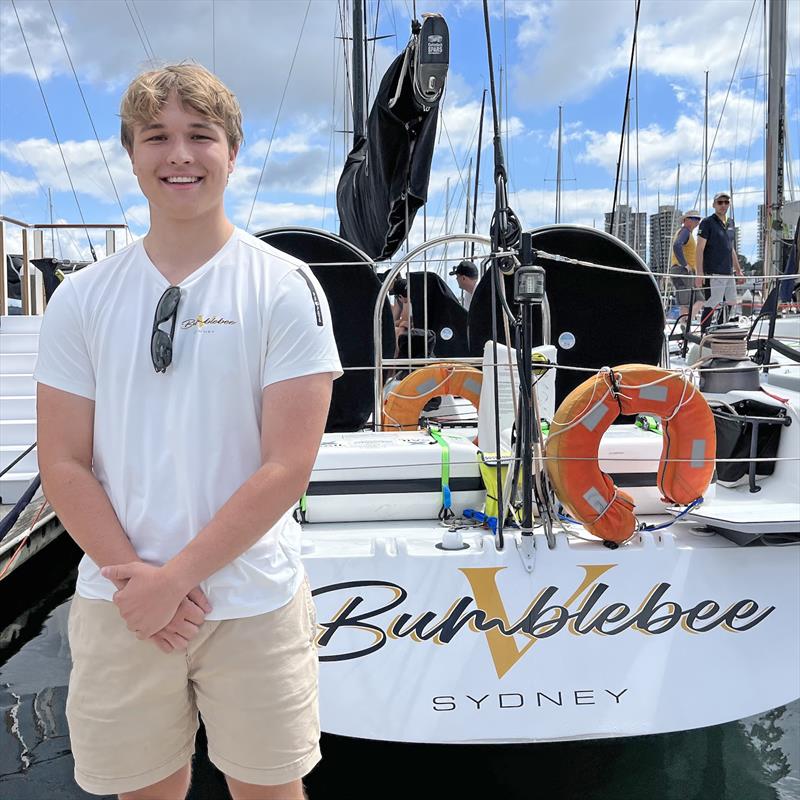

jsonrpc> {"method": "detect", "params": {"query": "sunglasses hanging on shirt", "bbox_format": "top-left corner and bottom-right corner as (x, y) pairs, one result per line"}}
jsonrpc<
(151, 286), (181, 373)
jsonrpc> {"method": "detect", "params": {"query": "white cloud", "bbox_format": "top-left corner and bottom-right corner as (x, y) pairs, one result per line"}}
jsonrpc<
(0, 0), (350, 124)
(232, 199), (328, 231)
(0, 137), (139, 204)
(0, 170), (40, 199)
(510, 0), (767, 107)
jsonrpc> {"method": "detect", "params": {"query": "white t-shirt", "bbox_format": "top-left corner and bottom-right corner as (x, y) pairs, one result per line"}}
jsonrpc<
(34, 227), (342, 619)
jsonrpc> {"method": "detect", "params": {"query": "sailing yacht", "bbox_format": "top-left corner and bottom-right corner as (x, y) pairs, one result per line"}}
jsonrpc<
(1, 0), (798, 752)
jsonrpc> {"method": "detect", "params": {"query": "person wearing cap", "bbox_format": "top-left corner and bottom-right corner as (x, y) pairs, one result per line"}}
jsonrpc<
(449, 259), (479, 309)
(695, 191), (745, 333)
(669, 210), (703, 328)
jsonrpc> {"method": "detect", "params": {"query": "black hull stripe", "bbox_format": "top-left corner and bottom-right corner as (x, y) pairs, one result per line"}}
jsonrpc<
(306, 473), (659, 497)
(307, 477), (484, 496)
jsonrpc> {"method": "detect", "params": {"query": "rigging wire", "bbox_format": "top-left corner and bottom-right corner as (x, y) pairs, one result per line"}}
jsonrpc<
(608, 0), (641, 237)
(48, 1), (129, 232)
(742, 4), (763, 221)
(212, 0), (216, 73)
(11, 0), (96, 261)
(337, 0), (354, 127)
(130, 0), (157, 62)
(691, 0), (757, 211)
(387, 0), (399, 50)
(429, 111), (482, 239)
(366, 0), (381, 107)
(124, 0), (153, 62)
(322, 5), (342, 230)
(245, 0), (313, 232)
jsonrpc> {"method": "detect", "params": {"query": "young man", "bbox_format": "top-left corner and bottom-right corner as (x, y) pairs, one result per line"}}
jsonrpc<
(449, 259), (478, 309)
(34, 64), (341, 800)
(695, 191), (745, 332)
(669, 210), (702, 328)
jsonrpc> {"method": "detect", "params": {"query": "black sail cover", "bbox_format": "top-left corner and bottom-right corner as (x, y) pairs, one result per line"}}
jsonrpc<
(337, 16), (448, 261)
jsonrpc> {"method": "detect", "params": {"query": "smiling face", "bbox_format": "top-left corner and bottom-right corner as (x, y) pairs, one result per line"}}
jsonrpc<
(128, 92), (238, 223)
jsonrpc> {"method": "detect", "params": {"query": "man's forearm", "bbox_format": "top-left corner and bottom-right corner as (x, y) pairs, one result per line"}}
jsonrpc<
(162, 461), (306, 596)
(42, 461), (139, 571)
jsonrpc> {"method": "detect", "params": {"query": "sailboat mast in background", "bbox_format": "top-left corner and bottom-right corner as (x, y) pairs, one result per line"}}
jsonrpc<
(555, 105), (563, 224)
(351, 0), (366, 142)
(764, 0), (787, 280)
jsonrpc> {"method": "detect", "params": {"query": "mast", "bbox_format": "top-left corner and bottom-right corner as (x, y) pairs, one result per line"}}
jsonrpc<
(729, 160), (735, 244)
(463, 159), (472, 257)
(351, 0), (366, 142)
(764, 0), (787, 280)
(555, 106), (562, 224)
(704, 70), (709, 214)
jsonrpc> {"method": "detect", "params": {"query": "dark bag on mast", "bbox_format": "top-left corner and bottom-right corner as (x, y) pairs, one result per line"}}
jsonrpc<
(337, 14), (449, 261)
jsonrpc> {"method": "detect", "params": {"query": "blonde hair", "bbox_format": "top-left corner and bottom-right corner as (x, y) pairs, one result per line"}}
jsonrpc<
(120, 63), (243, 153)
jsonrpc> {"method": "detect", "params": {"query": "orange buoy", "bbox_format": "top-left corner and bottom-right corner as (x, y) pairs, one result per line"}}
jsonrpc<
(383, 364), (482, 431)
(545, 364), (716, 544)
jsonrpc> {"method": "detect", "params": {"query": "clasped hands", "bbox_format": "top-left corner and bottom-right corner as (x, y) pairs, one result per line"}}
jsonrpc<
(101, 562), (210, 654)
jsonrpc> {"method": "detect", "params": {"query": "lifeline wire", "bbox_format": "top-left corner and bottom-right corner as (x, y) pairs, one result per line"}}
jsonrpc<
(49, 1), (129, 231)
(11, 0), (97, 261)
(245, 0), (313, 231)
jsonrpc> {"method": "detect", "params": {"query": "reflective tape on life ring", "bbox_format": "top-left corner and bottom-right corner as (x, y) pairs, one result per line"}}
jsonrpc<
(545, 363), (716, 544)
(383, 364), (482, 431)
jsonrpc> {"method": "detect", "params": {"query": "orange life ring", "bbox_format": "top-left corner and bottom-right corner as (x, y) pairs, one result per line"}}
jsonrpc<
(545, 364), (716, 544)
(383, 364), (482, 431)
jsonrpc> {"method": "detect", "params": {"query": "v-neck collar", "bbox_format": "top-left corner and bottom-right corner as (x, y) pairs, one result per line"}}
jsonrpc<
(140, 227), (240, 288)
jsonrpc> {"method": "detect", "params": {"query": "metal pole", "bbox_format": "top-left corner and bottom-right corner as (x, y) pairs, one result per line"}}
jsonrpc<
(48, 187), (55, 254)
(704, 70), (709, 214)
(555, 106), (562, 224)
(729, 160), (736, 255)
(21, 228), (30, 316)
(444, 176), (450, 280)
(352, 0), (366, 142)
(463, 159), (472, 258)
(765, 0), (787, 281)
(0, 220), (7, 316)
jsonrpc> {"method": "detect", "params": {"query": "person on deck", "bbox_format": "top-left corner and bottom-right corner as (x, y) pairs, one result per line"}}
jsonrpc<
(695, 191), (744, 333)
(449, 259), (478, 309)
(389, 276), (411, 340)
(34, 64), (341, 800)
(669, 210), (703, 329)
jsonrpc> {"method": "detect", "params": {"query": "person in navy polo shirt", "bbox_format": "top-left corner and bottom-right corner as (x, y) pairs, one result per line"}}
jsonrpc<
(695, 191), (744, 333)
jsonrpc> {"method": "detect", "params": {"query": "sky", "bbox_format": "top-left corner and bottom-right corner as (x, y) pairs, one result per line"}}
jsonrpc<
(1, 0), (799, 271)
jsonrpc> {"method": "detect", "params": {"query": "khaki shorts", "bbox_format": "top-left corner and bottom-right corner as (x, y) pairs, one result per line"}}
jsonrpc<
(66, 581), (320, 796)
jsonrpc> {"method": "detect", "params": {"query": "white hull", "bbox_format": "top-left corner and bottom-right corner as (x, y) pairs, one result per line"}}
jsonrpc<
(303, 520), (800, 743)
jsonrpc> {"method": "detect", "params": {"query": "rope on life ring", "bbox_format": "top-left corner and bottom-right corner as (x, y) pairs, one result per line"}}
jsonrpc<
(382, 364), (483, 431)
(545, 363), (716, 544)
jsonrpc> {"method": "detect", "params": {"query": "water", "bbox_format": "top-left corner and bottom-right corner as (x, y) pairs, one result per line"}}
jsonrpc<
(1, 538), (798, 800)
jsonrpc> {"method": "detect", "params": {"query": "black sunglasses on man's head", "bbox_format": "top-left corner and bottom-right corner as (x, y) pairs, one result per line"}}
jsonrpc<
(151, 286), (181, 373)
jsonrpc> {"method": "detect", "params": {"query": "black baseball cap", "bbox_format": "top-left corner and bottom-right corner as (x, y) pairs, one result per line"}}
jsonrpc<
(449, 259), (478, 278)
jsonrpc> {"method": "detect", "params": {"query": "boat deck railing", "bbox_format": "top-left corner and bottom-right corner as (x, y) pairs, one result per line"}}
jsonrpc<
(0, 215), (129, 316)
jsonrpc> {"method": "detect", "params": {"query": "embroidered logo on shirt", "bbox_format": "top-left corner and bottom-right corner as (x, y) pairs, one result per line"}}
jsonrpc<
(181, 315), (238, 331)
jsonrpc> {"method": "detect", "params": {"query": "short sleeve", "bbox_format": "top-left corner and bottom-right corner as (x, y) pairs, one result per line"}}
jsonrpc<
(697, 218), (709, 240)
(261, 267), (343, 389)
(33, 280), (96, 400)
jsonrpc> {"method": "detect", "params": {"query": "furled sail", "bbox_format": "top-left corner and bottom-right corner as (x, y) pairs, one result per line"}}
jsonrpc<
(337, 14), (449, 261)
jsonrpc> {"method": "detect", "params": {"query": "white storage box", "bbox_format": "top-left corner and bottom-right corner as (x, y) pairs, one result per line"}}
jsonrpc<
(301, 430), (485, 523)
